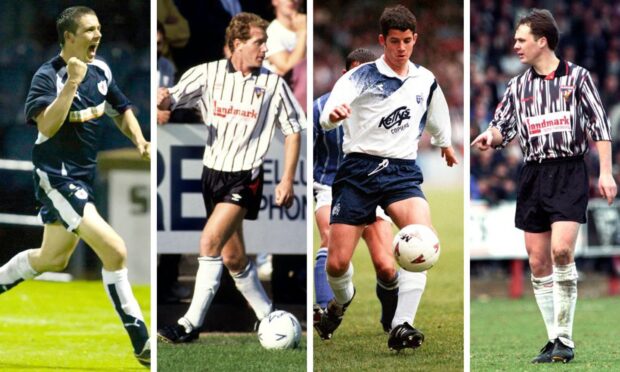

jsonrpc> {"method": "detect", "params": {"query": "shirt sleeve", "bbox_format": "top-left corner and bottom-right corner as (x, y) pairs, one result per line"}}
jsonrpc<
(104, 77), (131, 117)
(275, 77), (306, 135)
(24, 70), (56, 125)
(319, 72), (359, 131)
(424, 83), (452, 147)
(489, 77), (518, 148)
(169, 64), (207, 111)
(580, 70), (612, 141)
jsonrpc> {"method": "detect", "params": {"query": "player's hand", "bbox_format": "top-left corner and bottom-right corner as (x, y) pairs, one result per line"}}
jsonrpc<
(67, 57), (87, 85)
(599, 172), (617, 205)
(275, 179), (295, 208)
(138, 141), (150, 161)
(441, 146), (458, 167)
(157, 109), (171, 125)
(292, 13), (307, 33)
(471, 130), (494, 151)
(328, 104), (351, 123)
(158, 88), (171, 109)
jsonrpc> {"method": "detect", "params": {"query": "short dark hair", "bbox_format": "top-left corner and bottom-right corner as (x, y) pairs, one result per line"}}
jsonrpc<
(345, 48), (377, 70)
(517, 9), (559, 50)
(225, 12), (269, 53)
(380, 5), (416, 36)
(57, 6), (96, 47)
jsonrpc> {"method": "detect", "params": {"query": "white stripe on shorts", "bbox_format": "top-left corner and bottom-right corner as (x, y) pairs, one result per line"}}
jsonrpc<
(36, 169), (82, 232)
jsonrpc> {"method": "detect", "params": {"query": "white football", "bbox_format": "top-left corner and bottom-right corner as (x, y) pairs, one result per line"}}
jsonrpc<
(257, 310), (302, 350)
(392, 224), (440, 272)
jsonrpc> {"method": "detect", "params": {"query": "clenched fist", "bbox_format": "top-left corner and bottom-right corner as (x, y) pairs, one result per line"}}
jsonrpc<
(67, 57), (87, 85)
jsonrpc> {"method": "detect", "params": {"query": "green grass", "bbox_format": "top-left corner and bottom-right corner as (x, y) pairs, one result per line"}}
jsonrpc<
(471, 297), (620, 371)
(0, 280), (150, 371)
(313, 189), (464, 371)
(158, 334), (306, 371)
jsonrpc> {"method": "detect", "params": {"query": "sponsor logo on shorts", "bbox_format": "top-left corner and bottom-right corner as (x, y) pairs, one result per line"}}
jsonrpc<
(75, 189), (88, 200)
(378, 106), (411, 134)
(231, 193), (242, 202)
(525, 111), (571, 137)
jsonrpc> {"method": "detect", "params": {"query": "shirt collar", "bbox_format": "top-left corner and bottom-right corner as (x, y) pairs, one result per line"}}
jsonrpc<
(226, 58), (261, 79)
(376, 55), (418, 79)
(530, 59), (568, 80)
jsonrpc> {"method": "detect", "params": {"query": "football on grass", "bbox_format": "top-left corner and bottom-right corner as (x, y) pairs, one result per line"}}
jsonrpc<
(257, 310), (301, 349)
(392, 224), (440, 272)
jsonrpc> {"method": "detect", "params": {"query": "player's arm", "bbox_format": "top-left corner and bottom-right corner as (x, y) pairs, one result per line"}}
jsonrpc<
(319, 74), (357, 130)
(112, 109), (150, 160)
(580, 71), (617, 204)
(275, 132), (301, 208)
(425, 85), (458, 166)
(595, 141), (617, 205)
(471, 78), (517, 151)
(267, 14), (306, 75)
(34, 57), (86, 137)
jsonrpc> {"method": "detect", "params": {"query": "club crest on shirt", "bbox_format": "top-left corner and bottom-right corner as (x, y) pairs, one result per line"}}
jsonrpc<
(560, 85), (574, 101)
(416, 94), (422, 104)
(97, 80), (108, 96)
(254, 86), (265, 98)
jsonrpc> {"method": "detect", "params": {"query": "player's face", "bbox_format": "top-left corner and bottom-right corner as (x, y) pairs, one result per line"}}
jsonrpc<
(514, 24), (542, 65)
(68, 14), (102, 63)
(238, 26), (267, 69)
(379, 29), (417, 71)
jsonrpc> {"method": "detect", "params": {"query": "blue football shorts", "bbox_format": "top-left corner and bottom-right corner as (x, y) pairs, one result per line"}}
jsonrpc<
(330, 152), (425, 225)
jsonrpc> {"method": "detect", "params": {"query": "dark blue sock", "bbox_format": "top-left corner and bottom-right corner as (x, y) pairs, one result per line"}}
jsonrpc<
(314, 248), (334, 308)
(376, 273), (399, 332)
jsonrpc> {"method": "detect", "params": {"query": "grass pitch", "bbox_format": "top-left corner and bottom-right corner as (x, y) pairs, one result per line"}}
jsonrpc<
(313, 189), (464, 371)
(471, 296), (620, 371)
(157, 334), (307, 371)
(0, 280), (150, 371)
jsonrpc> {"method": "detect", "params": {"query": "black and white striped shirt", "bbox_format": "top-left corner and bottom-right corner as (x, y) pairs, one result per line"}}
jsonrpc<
(490, 60), (611, 162)
(169, 59), (305, 172)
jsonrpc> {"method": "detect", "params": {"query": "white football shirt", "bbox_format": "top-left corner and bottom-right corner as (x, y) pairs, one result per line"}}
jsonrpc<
(319, 55), (451, 160)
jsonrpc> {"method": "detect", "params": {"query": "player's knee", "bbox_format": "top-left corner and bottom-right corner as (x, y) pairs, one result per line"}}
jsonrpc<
(45, 254), (71, 272)
(326, 259), (349, 277)
(552, 245), (572, 264)
(528, 254), (551, 275)
(200, 234), (223, 256)
(223, 252), (247, 272)
(374, 262), (396, 282)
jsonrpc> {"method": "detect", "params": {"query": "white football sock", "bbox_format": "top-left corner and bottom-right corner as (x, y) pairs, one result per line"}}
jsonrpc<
(327, 263), (355, 306)
(231, 260), (272, 320)
(392, 269), (426, 328)
(531, 274), (555, 341)
(182, 256), (223, 329)
(553, 263), (578, 348)
(0, 249), (39, 285)
(101, 267), (149, 353)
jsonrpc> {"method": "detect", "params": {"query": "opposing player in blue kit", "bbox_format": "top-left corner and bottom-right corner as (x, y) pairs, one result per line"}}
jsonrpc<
(314, 5), (458, 350)
(0, 6), (150, 366)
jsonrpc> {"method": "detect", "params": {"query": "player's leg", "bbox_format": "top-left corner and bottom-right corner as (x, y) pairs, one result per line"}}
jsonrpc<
(223, 224), (272, 322)
(314, 223), (363, 340)
(314, 204), (334, 308)
(0, 223), (78, 293)
(163, 202), (247, 342)
(549, 221), (580, 363)
(76, 203), (149, 365)
(384, 197), (431, 350)
(524, 230), (556, 363)
(363, 216), (398, 332)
